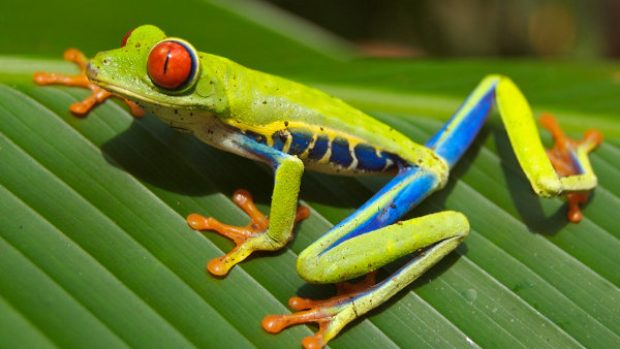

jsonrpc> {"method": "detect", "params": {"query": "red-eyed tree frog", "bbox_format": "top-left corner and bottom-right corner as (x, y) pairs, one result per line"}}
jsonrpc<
(34, 25), (602, 349)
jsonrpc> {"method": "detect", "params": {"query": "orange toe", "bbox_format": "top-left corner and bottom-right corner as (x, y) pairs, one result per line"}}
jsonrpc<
(34, 48), (144, 117)
(540, 113), (602, 223)
(187, 189), (309, 276)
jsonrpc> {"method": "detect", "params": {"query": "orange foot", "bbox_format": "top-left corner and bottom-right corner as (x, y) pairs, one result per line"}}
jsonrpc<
(262, 272), (377, 349)
(540, 113), (603, 223)
(187, 189), (310, 276)
(33, 48), (144, 117)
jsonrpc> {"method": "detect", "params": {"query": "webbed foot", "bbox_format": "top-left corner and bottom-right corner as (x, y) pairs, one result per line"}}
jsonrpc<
(262, 272), (377, 349)
(540, 113), (603, 222)
(33, 48), (144, 117)
(187, 189), (309, 276)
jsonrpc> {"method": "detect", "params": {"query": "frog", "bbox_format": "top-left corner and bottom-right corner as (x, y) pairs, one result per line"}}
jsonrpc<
(34, 25), (602, 349)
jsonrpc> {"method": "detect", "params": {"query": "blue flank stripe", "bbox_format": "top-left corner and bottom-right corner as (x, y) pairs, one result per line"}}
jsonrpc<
(308, 135), (329, 160)
(271, 132), (287, 151)
(288, 131), (312, 155)
(236, 132), (289, 168)
(330, 137), (353, 167)
(354, 144), (386, 171)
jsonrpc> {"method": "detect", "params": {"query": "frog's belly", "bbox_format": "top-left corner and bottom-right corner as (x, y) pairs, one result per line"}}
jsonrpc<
(155, 111), (262, 162)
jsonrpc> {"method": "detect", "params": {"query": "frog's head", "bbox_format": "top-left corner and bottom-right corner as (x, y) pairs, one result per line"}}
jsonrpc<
(87, 25), (227, 114)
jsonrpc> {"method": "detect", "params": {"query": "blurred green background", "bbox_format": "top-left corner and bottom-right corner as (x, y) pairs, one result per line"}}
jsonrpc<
(3, 0), (619, 60)
(267, 0), (619, 58)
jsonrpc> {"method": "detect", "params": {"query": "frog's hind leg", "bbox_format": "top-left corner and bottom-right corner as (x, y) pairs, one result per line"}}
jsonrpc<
(539, 113), (602, 222)
(33, 48), (144, 117)
(261, 76), (499, 349)
(264, 209), (469, 349)
(260, 165), (471, 349)
(429, 75), (602, 221)
(263, 271), (377, 348)
(494, 78), (602, 221)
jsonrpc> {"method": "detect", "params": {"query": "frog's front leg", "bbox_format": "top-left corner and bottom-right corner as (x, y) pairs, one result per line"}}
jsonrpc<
(33, 49), (144, 117)
(187, 136), (309, 276)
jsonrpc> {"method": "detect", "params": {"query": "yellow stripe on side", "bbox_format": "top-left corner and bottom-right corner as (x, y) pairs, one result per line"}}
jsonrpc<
(225, 120), (367, 149)
(496, 77), (561, 197)
(282, 132), (293, 154)
(298, 134), (318, 159)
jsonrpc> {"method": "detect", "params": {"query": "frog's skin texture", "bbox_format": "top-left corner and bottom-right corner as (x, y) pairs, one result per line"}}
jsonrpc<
(34, 25), (602, 349)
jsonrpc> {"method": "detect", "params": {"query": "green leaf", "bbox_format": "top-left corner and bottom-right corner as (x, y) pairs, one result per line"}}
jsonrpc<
(1, 1), (619, 348)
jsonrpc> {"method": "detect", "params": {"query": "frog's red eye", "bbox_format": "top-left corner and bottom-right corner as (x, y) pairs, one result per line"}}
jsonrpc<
(147, 40), (198, 91)
(120, 29), (133, 47)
